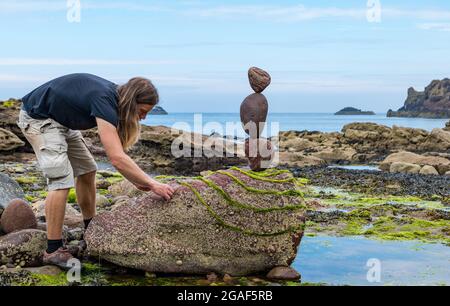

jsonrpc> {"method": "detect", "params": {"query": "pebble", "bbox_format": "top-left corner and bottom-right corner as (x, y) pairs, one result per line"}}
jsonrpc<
(207, 272), (218, 283)
(266, 266), (301, 281)
(145, 272), (157, 278)
(223, 274), (234, 284)
(176, 260), (183, 266)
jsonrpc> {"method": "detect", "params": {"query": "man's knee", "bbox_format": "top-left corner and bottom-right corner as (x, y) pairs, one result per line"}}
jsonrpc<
(77, 170), (97, 182)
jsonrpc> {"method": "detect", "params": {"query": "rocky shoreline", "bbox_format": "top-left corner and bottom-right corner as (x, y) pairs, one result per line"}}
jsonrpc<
(0, 98), (449, 286)
(2, 98), (450, 174)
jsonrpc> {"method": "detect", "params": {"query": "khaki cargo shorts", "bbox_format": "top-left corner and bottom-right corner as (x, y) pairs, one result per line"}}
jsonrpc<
(17, 110), (98, 191)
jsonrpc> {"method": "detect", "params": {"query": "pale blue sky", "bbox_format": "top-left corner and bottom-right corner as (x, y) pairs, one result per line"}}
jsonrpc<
(1, 0), (450, 112)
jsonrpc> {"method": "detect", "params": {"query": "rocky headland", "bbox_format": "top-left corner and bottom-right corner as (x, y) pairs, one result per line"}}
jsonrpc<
(387, 79), (450, 119)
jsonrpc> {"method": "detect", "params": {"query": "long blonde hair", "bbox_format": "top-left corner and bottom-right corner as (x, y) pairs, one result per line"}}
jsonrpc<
(117, 77), (159, 151)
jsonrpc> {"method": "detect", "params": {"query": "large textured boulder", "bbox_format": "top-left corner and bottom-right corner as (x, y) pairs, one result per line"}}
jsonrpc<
(0, 229), (46, 267)
(0, 199), (37, 234)
(86, 168), (306, 276)
(0, 173), (25, 209)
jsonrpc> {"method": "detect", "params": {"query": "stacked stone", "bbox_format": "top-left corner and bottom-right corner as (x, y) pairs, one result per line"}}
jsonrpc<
(240, 67), (274, 171)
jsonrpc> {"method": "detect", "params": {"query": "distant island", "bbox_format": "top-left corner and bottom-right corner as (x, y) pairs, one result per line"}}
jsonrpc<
(150, 106), (168, 115)
(387, 78), (450, 119)
(335, 107), (375, 116)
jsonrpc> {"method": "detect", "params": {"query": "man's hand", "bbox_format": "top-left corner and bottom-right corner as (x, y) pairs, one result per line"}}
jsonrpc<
(147, 181), (175, 201)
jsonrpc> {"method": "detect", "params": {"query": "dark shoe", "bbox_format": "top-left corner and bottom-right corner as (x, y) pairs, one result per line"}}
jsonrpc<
(43, 247), (75, 270)
(66, 240), (87, 258)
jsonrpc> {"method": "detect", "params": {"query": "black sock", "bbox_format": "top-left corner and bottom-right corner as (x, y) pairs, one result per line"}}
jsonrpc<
(47, 239), (63, 254)
(84, 218), (92, 229)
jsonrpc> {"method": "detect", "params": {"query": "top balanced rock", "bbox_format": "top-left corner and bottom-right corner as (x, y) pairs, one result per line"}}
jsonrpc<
(248, 67), (271, 93)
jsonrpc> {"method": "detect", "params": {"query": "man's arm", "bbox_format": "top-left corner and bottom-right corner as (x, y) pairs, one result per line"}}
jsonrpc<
(96, 118), (174, 200)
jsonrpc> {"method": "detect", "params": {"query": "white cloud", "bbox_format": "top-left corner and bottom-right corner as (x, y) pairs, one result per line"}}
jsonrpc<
(384, 9), (450, 20)
(0, 58), (178, 66)
(417, 23), (450, 32)
(0, 74), (48, 82)
(0, 1), (64, 12)
(0, 1), (166, 13)
(185, 5), (366, 22)
(3, 1), (450, 24)
(185, 5), (450, 23)
(0, 72), (408, 94)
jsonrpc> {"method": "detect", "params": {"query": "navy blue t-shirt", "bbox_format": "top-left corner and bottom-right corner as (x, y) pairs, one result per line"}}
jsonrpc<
(22, 73), (119, 130)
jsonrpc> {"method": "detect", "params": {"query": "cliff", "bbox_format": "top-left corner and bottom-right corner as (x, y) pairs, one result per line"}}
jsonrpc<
(387, 79), (450, 119)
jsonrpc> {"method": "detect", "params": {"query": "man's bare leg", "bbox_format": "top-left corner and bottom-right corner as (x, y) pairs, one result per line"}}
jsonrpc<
(45, 189), (70, 240)
(75, 171), (97, 224)
(43, 188), (76, 268)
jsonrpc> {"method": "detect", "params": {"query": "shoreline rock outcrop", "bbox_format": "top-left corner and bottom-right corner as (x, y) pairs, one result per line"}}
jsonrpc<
(85, 167), (305, 276)
(278, 122), (450, 166)
(387, 79), (450, 118)
(380, 151), (450, 175)
(2, 98), (450, 171)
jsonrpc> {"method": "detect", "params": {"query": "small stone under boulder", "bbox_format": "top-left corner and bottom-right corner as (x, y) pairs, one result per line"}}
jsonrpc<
(0, 199), (37, 234)
(266, 266), (301, 281)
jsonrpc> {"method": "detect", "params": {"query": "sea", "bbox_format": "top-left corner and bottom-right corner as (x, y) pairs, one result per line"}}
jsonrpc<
(143, 113), (449, 138)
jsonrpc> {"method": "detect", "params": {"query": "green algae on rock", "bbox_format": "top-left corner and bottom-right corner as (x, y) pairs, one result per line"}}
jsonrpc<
(85, 167), (306, 276)
(303, 186), (450, 245)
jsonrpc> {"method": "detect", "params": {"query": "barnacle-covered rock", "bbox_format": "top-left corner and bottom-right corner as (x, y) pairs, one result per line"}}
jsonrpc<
(85, 167), (306, 276)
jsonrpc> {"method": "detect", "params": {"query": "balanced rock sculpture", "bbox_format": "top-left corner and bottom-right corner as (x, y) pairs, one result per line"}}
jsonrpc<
(241, 67), (274, 171)
(85, 167), (305, 276)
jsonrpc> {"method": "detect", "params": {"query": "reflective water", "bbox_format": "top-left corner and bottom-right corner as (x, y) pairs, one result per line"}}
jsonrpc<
(328, 165), (380, 171)
(144, 113), (448, 137)
(294, 236), (450, 286)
